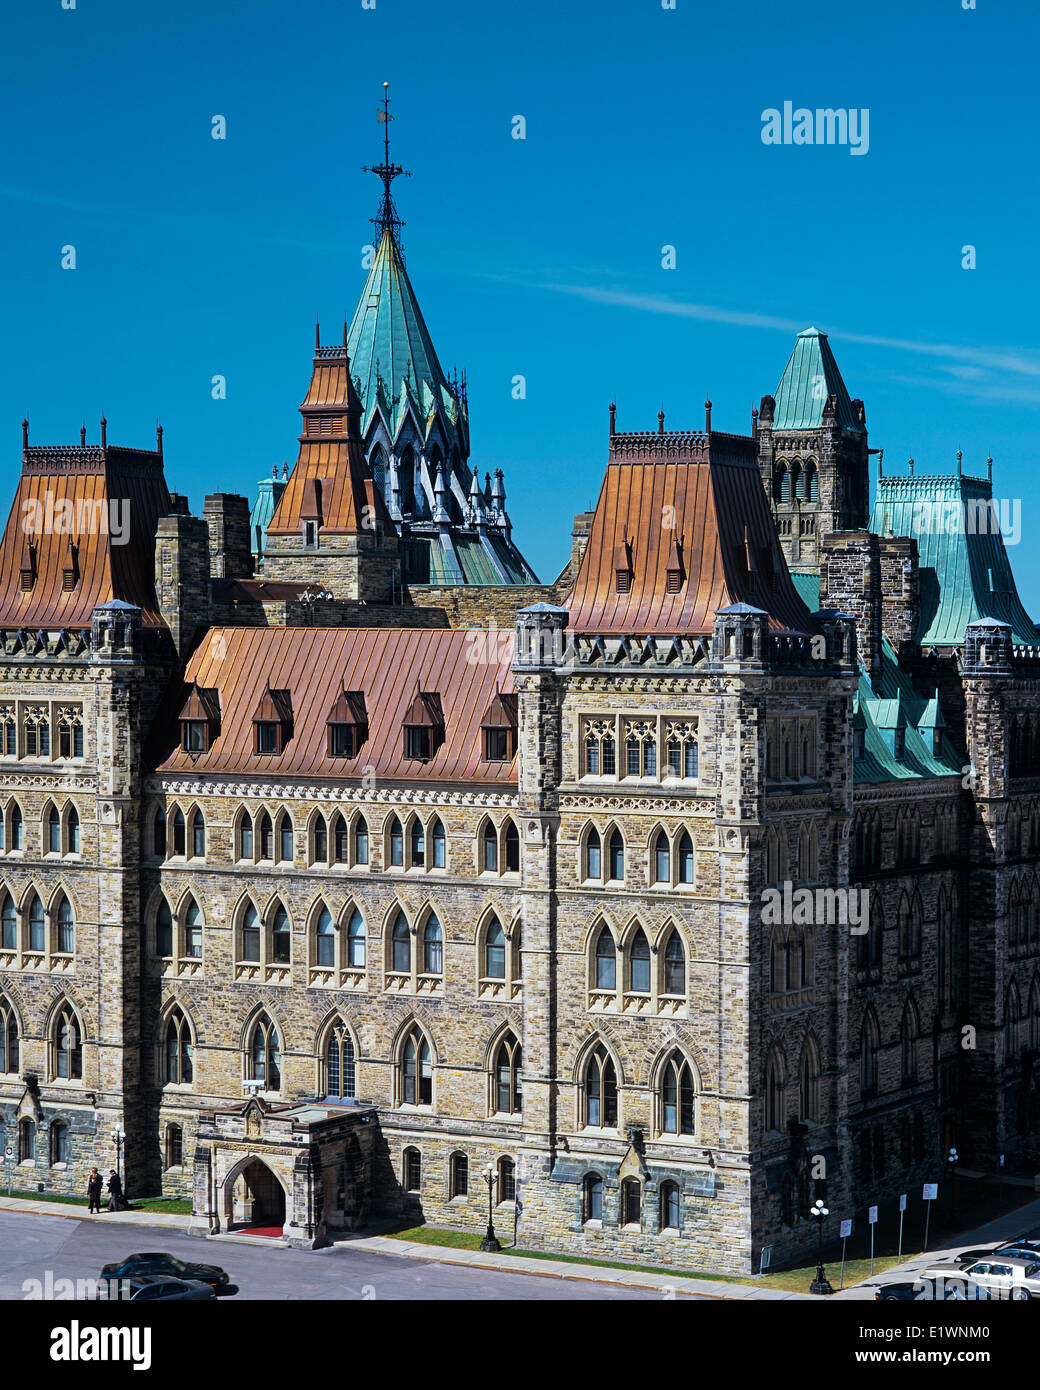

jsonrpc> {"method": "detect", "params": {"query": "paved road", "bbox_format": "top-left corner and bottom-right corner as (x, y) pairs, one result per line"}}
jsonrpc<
(0, 1212), (702, 1301)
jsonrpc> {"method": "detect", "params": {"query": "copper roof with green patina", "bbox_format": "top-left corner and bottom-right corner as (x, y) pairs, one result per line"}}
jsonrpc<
(853, 637), (962, 785)
(772, 327), (862, 432)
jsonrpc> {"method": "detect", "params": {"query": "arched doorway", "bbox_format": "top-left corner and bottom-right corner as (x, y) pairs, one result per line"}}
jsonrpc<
(226, 1157), (286, 1231)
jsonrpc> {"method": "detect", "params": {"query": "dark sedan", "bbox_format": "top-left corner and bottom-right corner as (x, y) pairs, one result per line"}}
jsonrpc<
(954, 1240), (1040, 1268)
(875, 1277), (1027, 1301)
(100, 1252), (230, 1293)
(102, 1275), (217, 1302)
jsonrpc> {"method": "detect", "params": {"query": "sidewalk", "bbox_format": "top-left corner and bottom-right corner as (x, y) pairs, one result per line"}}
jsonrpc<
(830, 1193), (1040, 1299)
(0, 1194), (814, 1299)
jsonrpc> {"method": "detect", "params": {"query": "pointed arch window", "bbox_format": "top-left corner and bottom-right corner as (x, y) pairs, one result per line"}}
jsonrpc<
(861, 1011), (880, 1097)
(271, 905), (291, 965)
(278, 813), (294, 863)
(609, 828), (624, 881)
(586, 827), (601, 880)
(47, 804), (61, 854)
(482, 821), (498, 873)
(53, 1003), (82, 1080)
(585, 1044), (618, 1128)
(630, 929), (651, 994)
(654, 830), (671, 884)
(153, 806), (166, 857)
(485, 916), (506, 979)
(493, 1035), (522, 1114)
(156, 898), (173, 957)
(355, 815), (369, 865)
(661, 1052), (696, 1135)
(402, 1026), (432, 1105)
(800, 1038), (820, 1121)
(0, 996), (19, 1073)
(389, 816), (404, 868)
(259, 812), (273, 860)
(56, 895), (74, 955)
(594, 927), (616, 990)
(410, 819), (425, 868)
(333, 813), (349, 863)
(346, 907), (366, 969)
(316, 907), (335, 968)
(765, 1049), (785, 1131)
(28, 893), (45, 952)
(164, 1007), (194, 1084)
(431, 818), (445, 868)
(182, 899), (202, 958)
(9, 804), (22, 851)
(901, 1004), (919, 1083)
(190, 809), (205, 858)
(249, 1012), (281, 1090)
(422, 915), (443, 975)
(312, 813), (327, 864)
(391, 911), (410, 973)
(663, 930), (685, 996)
(67, 806), (80, 854)
(504, 820), (520, 872)
(241, 903), (261, 962)
(0, 893), (14, 951)
(677, 830), (694, 884)
(326, 1023), (356, 1100)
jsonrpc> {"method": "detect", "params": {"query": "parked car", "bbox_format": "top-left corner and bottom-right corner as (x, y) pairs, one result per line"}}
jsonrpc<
(954, 1239), (1040, 1268)
(100, 1252), (230, 1294)
(920, 1256), (1040, 1299)
(875, 1276), (1027, 1301)
(100, 1275), (216, 1302)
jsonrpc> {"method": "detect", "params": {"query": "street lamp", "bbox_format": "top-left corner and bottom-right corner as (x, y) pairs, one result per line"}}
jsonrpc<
(809, 1198), (833, 1295)
(111, 1127), (126, 1196)
(479, 1162), (501, 1253)
(948, 1147), (959, 1226)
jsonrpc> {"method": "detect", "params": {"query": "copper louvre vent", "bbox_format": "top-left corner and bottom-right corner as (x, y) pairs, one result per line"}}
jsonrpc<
(614, 538), (633, 594)
(19, 541), (36, 592)
(402, 689), (445, 762)
(252, 685), (293, 756)
(178, 682), (221, 754)
(326, 689), (368, 758)
(665, 537), (685, 594)
(480, 691), (518, 763)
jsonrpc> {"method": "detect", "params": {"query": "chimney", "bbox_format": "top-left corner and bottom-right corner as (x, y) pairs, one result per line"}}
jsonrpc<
(155, 507), (211, 658)
(203, 493), (254, 580)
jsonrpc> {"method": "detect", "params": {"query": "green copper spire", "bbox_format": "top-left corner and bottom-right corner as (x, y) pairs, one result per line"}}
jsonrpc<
(773, 326), (863, 431)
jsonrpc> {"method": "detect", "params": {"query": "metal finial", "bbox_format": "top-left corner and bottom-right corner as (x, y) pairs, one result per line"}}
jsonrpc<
(956, 449), (963, 476)
(361, 82), (412, 249)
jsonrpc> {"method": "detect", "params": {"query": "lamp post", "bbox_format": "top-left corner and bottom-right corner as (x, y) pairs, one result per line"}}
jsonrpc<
(111, 1127), (126, 1195)
(479, 1162), (501, 1252)
(948, 1147), (959, 1227)
(809, 1198), (833, 1295)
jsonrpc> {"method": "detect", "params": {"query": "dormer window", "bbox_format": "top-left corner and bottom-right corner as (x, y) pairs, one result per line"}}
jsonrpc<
(252, 687), (293, 756)
(326, 691), (368, 759)
(932, 728), (942, 756)
(19, 543), (35, 592)
(481, 692), (518, 763)
(665, 538), (684, 594)
(61, 541), (79, 592)
(178, 684), (220, 755)
(403, 690), (444, 763)
(301, 478), (322, 550)
(614, 539), (633, 594)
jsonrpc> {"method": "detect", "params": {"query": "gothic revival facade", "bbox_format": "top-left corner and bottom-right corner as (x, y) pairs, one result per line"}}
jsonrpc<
(0, 145), (1038, 1268)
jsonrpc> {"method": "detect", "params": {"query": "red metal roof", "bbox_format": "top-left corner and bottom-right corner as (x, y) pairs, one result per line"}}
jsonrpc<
(564, 429), (811, 635)
(157, 625), (517, 786)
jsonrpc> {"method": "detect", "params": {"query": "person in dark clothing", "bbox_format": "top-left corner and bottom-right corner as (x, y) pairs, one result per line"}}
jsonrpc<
(86, 1168), (103, 1214)
(106, 1169), (124, 1211)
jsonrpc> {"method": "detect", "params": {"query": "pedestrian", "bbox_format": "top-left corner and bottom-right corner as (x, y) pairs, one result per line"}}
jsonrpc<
(86, 1167), (102, 1214)
(106, 1168), (123, 1212)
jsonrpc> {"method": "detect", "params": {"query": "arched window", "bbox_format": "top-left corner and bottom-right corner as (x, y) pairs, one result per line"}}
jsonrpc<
(410, 819), (425, 868)
(800, 1038), (820, 1121)
(333, 814), (349, 863)
(660, 1180), (680, 1231)
(165, 1124), (183, 1169)
(583, 1172), (603, 1222)
(402, 1027), (432, 1105)
(164, 1007), (193, 1084)
(0, 996), (19, 1073)
(765, 1048), (785, 1131)
(241, 903), (260, 962)
(630, 928), (651, 993)
(183, 899), (202, 958)
(50, 1120), (68, 1166)
(482, 821), (498, 872)
(153, 807), (166, 857)
(778, 466), (791, 503)
(498, 1156), (516, 1201)
(391, 912), (410, 973)
(326, 1023), (356, 1099)
(311, 813), (326, 864)
(67, 806), (80, 854)
(18, 1118), (35, 1162)
(259, 812), (273, 860)
(586, 827), (601, 881)
(389, 816), (404, 868)
(677, 830), (694, 884)
(249, 1012), (281, 1090)
(493, 1034), (522, 1114)
(431, 818), (445, 868)
(9, 804), (22, 851)
(315, 907), (335, 967)
(654, 831), (670, 884)
(240, 811), (254, 860)
(53, 1003), (82, 1080)
(0, 893), (14, 951)
(271, 905), (290, 965)
(47, 804), (60, 854)
(56, 895), (74, 955)
(792, 461), (804, 500)
(806, 462), (818, 502)
(621, 1178), (642, 1227)
(346, 908), (366, 969)
(28, 893), (44, 952)
(661, 1052), (696, 1134)
(156, 898), (173, 957)
(609, 828), (624, 881)
(585, 1044), (618, 1128)
(450, 1153), (468, 1198)
(663, 930), (686, 996)
(422, 915), (443, 975)
(403, 1146), (422, 1191)
(901, 1003), (918, 1083)
(594, 926), (616, 990)
(190, 809), (205, 858)
(485, 917), (506, 979)
(504, 821), (520, 873)
(278, 814), (294, 863)
(355, 815), (369, 865)
(861, 1011), (880, 1096)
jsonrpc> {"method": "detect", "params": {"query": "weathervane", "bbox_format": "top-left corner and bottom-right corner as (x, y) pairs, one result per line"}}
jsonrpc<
(362, 81), (411, 249)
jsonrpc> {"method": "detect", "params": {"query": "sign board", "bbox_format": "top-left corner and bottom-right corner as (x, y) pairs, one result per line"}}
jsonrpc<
(898, 1193), (907, 1212)
(923, 1183), (938, 1201)
(868, 1205), (878, 1225)
(839, 1218), (853, 1239)
(759, 1244), (773, 1272)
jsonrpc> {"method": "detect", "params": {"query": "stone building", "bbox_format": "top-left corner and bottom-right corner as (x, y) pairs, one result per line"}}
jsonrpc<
(0, 127), (1038, 1267)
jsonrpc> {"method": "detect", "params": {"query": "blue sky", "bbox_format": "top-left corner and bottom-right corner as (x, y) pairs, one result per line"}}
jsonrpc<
(1, 0), (1038, 593)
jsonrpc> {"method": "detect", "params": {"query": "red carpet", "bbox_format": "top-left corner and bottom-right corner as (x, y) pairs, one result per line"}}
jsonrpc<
(234, 1224), (284, 1238)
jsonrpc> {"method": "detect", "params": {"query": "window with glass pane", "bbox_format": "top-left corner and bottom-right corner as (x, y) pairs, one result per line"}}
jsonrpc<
(423, 916), (442, 974)
(431, 819), (445, 867)
(47, 806), (60, 853)
(256, 722), (279, 754)
(56, 898), (74, 954)
(403, 1030), (432, 1105)
(50, 1121), (68, 1165)
(155, 900), (173, 957)
(166, 1125), (183, 1168)
(347, 909), (366, 968)
(626, 739), (640, 776)
(586, 1045), (617, 1127)
(326, 1026), (355, 1098)
(645, 740), (657, 776)
(451, 1153), (468, 1197)
(191, 812), (205, 857)
(505, 822), (520, 872)
(685, 741), (698, 777)
(485, 728), (509, 761)
(183, 901), (202, 958)
(485, 917), (506, 978)
(271, 907), (290, 964)
(406, 727), (432, 760)
(313, 814), (327, 863)
(3, 722), (14, 756)
(68, 807), (79, 853)
(389, 818), (404, 866)
(621, 1178), (641, 1226)
(411, 820), (425, 867)
(482, 822), (498, 872)
(171, 809), (185, 855)
(499, 1157), (516, 1202)
(55, 1007), (82, 1079)
(279, 816), (293, 862)
(259, 812), (273, 859)
(183, 721), (205, 751)
(660, 1181), (680, 1230)
(595, 928), (616, 989)
(678, 831), (694, 884)
(165, 1008), (193, 1084)
(655, 831), (670, 883)
(333, 814), (349, 862)
(242, 904), (260, 962)
(0, 999), (19, 1073)
(585, 738), (599, 774)
(630, 930), (650, 992)
(316, 908), (335, 967)
(662, 1053), (696, 1134)
(602, 735), (616, 775)
(355, 816), (369, 864)
(404, 1147), (422, 1190)
(1, 894), (16, 950)
(663, 932), (685, 995)
(251, 1013), (280, 1089)
(240, 813), (253, 858)
(153, 808), (166, 856)
(392, 913), (410, 972)
(494, 1036), (522, 1113)
(586, 827), (601, 879)
(584, 1173), (603, 1221)
(19, 1119), (35, 1162)
(28, 895), (44, 951)
(667, 740), (681, 777)
(609, 829), (624, 880)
